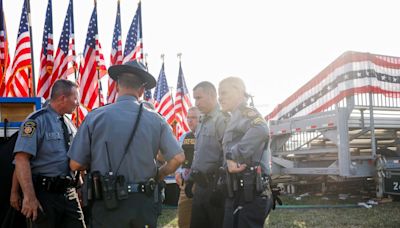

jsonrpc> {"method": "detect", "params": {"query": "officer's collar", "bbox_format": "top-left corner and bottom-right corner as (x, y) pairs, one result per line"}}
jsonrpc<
(202, 105), (220, 121)
(116, 95), (139, 102)
(46, 105), (63, 118)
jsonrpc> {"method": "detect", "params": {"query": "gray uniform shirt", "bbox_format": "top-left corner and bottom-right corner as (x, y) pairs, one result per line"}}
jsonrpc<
(67, 95), (182, 183)
(191, 105), (227, 173)
(13, 106), (76, 177)
(222, 103), (269, 173)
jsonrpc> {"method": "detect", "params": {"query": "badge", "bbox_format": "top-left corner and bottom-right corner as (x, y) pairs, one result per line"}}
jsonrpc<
(22, 121), (37, 137)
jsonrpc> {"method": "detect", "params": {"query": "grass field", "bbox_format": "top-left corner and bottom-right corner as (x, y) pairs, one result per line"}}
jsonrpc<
(158, 195), (400, 228)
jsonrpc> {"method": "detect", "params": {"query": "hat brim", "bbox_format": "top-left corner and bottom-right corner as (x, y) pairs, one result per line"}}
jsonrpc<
(108, 65), (156, 90)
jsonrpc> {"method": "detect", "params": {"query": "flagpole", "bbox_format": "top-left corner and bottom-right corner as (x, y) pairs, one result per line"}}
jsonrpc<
(94, 0), (102, 107)
(26, 0), (36, 97)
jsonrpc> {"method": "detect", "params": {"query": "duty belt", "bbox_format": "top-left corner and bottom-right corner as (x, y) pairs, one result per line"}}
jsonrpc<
(33, 175), (75, 193)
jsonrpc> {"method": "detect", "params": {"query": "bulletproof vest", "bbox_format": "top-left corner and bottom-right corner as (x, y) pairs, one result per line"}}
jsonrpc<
(182, 132), (195, 169)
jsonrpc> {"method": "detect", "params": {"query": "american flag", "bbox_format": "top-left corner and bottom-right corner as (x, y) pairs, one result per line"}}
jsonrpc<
(7, 0), (32, 97)
(0, 0), (10, 96)
(78, 3), (107, 112)
(51, 0), (75, 83)
(144, 88), (152, 101)
(107, 0), (122, 104)
(267, 51), (400, 120)
(123, 1), (143, 63)
(36, 0), (54, 99)
(174, 61), (192, 138)
(154, 63), (175, 124)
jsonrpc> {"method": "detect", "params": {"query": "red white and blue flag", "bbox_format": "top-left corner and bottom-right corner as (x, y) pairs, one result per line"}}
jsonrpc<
(7, 0), (32, 97)
(0, 0), (10, 96)
(123, 1), (143, 63)
(154, 63), (175, 124)
(174, 61), (192, 138)
(267, 51), (400, 120)
(75, 3), (107, 125)
(36, 0), (54, 99)
(107, 0), (122, 103)
(51, 0), (76, 82)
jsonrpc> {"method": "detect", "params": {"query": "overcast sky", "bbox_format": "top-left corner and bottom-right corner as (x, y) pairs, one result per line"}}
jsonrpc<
(4, 0), (400, 115)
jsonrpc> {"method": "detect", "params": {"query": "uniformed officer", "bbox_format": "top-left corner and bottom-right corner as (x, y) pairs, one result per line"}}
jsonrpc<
(68, 60), (185, 228)
(218, 77), (273, 228)
(175, 106), (200, 228)
(186, 81), (227, 228)
(13, 79), (85, 227)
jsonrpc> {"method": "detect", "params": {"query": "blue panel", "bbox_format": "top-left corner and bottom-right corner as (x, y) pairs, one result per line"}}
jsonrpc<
(0, 97), (42, 128)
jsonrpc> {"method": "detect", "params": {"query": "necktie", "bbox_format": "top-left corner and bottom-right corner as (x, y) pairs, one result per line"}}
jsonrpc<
(59, 116), (70, 151)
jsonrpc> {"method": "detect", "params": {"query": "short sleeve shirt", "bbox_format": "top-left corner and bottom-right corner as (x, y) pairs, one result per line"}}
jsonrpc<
(67, 95), (182, 183)
(13, 106), (76, 176)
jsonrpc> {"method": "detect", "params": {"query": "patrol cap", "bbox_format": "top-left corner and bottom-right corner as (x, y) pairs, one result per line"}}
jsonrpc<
(108, 60), (156, 89)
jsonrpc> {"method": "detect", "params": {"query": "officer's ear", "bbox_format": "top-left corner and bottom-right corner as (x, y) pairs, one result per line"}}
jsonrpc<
(138, 86), (145, 97)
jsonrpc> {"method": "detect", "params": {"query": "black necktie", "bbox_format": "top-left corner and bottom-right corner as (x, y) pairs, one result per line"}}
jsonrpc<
(59, 116), (70, 151)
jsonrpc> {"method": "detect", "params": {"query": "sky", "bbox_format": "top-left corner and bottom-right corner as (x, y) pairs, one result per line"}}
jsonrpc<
(3, 0), (400, 116)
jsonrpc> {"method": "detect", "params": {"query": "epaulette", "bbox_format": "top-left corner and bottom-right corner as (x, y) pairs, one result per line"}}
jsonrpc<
(28, 108), (48, 120)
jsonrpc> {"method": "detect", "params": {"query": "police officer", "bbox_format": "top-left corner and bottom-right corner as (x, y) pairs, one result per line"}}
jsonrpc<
(186, 81), (227, 228)
(175, 106), (200, 228)
(13, 79), (85, 227)
(68, 60), (185, 227)
(218, 77), (273, 228)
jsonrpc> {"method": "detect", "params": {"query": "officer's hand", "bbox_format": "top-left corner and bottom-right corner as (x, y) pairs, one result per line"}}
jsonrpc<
(10, 190), (22, 211)
(21, 196), (43, 221)
(184, 180), (194, 198)
(227, 160), (247, 173)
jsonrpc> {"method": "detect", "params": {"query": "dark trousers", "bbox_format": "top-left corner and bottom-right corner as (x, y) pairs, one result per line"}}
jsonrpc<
(190, 185), (224, 228)
(223, 195), (272, 228)
(29, 188), (85, 228)
(90, 193), (159, 228)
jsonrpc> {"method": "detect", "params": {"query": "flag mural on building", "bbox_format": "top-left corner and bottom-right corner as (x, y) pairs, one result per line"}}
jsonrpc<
(0, 0), (10, 96)
(75, 2), (107, 125)
(174, 60), (192, 138)
(123, 1), (143, 63)
(7, 0), (32, 97)
(107, 0), (122, 104)
(154, 62), (175, 124)
(36, 0), (54, 99)
(52, 0), (75, 83)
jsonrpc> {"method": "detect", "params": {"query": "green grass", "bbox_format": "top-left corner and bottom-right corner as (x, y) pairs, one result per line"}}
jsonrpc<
(158, 196), (400, 228)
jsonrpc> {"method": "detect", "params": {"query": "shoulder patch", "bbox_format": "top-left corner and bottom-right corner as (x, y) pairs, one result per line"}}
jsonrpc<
(241, 107), (260, 119)
(251, 117), (266, 126)
(22, 121), (37, 137)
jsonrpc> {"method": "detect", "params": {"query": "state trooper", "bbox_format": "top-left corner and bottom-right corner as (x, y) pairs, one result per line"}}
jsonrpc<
(175, 106), (200, 228)
(218, 77), (273, 228)
(68, 60), (185, 228)
(185, 81), (228, 228)
(13, 79), (85, 227)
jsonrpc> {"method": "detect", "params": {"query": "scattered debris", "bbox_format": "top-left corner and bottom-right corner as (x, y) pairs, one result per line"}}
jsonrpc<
(357, 202), (372, 208)
(338, 194), (349, 200)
